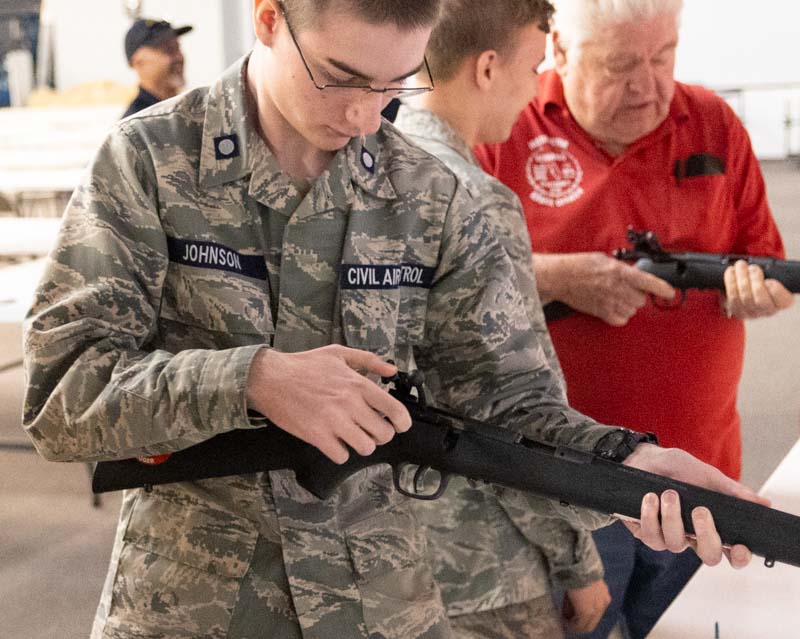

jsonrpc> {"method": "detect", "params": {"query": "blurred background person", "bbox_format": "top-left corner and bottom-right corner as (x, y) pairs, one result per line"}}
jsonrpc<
(122, 18), (191, 118)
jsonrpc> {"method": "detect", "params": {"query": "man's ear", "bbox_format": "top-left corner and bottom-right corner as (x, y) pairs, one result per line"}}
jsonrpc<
(474, 50), (498, 92)
(129, 50), (144, 72)
(253, 0), (281, 47)
(552, 30), (569, 77)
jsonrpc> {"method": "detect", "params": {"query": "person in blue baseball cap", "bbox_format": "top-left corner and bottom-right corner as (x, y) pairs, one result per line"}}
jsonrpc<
(122, 18), (193, 118)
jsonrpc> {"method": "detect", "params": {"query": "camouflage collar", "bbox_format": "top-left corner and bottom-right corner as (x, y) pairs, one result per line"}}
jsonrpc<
(343, 133), (396, 201)
(394, 104), (478, 168)
(199, 57), (251, 189)
(199, 55), (396, 204)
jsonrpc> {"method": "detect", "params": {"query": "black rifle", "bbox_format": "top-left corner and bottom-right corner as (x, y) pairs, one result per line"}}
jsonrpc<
(92, 372), (800, 568)
(543, 228), (800, 321)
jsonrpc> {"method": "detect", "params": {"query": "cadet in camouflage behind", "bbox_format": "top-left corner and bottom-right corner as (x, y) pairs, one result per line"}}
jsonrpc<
(23, 0), (765, 637)
(394, 1), (611, 636)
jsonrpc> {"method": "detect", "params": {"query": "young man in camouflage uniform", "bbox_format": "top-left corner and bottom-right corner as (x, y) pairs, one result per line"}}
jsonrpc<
(23, 0), (762, 637)
(395, 2), (610, 637)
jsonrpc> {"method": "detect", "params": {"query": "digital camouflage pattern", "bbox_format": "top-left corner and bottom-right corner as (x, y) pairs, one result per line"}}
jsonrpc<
(24, 55), (616, 639)
(394, 104), (565, 383)
(395, 104), (606, 622)
(451, 594), (565, 639)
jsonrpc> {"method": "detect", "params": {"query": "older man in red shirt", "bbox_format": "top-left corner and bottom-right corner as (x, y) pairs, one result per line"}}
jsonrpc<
(475, 0), (793, 637)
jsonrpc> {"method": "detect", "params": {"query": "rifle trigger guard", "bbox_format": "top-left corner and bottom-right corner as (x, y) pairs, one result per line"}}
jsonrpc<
(392, 463), (449, 500)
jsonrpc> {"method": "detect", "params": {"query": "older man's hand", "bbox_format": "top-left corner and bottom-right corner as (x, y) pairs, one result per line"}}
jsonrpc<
(534, 252), (675, 326)
(723, 260), (794, 319)
(621, 444), (769, 568)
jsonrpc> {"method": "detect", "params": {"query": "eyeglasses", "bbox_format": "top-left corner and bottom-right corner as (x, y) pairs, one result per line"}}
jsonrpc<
(277, 1), (435, 98)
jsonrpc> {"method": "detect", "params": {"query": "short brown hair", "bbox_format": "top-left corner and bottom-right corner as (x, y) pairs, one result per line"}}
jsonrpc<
(283, 0), (443, 32)
(426, 0), (555, 81)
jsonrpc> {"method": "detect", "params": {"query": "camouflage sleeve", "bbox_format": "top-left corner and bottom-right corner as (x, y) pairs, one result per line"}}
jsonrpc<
(478, 182), (566, 388)
(548, 526), (605, 590)
(22, 124), (263, 462)
(507, 513), (605, 590)
(417, 181), (615, 449)
(416, 182), (619, 527)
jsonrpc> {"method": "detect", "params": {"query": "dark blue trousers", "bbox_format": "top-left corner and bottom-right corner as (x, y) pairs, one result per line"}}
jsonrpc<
(567, 520), (701, 639)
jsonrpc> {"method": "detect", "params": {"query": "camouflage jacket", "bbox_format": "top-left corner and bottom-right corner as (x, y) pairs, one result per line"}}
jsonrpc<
(395, 104), (605, 615)
(23, 57), (615, 639)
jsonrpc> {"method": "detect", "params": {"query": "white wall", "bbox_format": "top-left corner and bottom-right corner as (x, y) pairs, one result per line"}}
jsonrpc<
(45, 0), (254, 94)
(676, 0), (800, 158)
(41, 0), (800, 157)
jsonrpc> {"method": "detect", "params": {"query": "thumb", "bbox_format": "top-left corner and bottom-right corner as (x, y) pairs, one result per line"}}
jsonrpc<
(764, 279), (795, 310)
(714, 471), (771, 507)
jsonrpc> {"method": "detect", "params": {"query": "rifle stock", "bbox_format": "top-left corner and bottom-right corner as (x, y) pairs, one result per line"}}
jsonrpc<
(92, 376), (800, 568)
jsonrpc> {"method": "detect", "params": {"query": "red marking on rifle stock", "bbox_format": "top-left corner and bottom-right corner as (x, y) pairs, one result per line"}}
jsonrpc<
(137, 454), (171, 465)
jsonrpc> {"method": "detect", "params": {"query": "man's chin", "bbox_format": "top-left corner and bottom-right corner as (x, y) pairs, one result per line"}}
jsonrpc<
(626, 111), (669, 142)
(318, 127), (355, 151)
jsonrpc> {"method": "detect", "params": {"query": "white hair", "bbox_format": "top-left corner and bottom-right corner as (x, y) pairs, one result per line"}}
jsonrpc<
(552, 0), (683, 49)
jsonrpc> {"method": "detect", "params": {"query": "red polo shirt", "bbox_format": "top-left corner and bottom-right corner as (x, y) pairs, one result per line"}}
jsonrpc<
(475, 70), (784, 479)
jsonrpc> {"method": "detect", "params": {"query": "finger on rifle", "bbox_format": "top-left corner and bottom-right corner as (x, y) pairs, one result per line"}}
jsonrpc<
(723, 264), (740, 316)
(626, 264), (676, 300)
(354, 401), (397, 445)
(636, 492), (667, 550)
(691, 506), (723, 566)
(734, 260), (756, 313)
(334, 421), (377, 457)
(362, 377), (413, 433)
(315, 434), (351, 465)
(338, 346), (398, 377)
(660, 490), (690, 552)
(748, 264), (773, 314)
(724, 543), (752, 569)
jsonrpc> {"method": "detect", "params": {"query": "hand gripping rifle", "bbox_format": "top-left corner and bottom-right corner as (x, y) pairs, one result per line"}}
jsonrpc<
(615, 227), (800, 293)
(92, 372), (800, 568)
(543, 227), (800, 321)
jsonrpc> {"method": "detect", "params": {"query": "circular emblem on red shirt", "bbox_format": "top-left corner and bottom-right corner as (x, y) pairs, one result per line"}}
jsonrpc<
(525, 135), (584, 207)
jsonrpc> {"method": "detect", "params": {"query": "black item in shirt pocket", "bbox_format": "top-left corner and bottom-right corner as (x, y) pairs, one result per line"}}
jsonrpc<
(674, 153), (725, 183)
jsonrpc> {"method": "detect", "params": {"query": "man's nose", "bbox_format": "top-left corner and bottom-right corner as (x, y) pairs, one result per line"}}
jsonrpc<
(627, 63), (656, 95)
(344, 92), (385, 137)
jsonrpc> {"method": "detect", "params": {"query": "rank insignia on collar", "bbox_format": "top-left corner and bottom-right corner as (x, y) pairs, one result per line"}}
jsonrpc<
(360, 147), (376, 174)
(214, 134), (240, 160)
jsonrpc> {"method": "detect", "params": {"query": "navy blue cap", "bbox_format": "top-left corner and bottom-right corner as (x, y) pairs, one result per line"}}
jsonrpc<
(125, 19), (192, 62)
